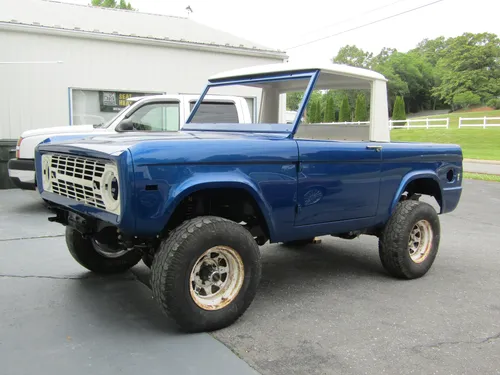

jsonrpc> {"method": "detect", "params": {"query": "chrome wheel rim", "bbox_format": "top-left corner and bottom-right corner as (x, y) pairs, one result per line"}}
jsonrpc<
(189, 246), (244, 311)
(408, 220), (433, 263)
(91, 238), (128, 258)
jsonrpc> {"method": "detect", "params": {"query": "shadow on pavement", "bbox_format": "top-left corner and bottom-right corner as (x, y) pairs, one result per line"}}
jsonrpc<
(67, 275), (181, 335)
(132, 239), (389, 299)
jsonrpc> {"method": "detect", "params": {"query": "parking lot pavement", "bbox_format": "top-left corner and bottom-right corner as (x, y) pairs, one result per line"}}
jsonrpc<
(0, 190), (258, 375)
(207, 180), (500, 375)
(2, 181), (500, 375)
(463, 160), (500, 175)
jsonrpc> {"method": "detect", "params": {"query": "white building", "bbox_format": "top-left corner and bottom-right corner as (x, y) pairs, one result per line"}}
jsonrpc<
(0, 0), (287, 140)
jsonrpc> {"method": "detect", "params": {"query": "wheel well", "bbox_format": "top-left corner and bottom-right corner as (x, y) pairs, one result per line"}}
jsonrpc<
(165, 188), (270, 244)
(402, 178), (442, 210)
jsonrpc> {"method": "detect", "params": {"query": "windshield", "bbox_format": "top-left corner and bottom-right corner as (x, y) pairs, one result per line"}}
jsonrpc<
(97, 105), (131, 128)
(184, 72), (315, 133)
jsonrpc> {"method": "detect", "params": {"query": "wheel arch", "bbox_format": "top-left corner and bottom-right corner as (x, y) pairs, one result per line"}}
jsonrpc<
(390, 171), (443, 215)
(163, 177), (276, 241)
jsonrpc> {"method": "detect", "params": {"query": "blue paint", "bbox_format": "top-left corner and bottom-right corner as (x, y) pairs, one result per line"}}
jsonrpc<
(35, 130), (463, 243)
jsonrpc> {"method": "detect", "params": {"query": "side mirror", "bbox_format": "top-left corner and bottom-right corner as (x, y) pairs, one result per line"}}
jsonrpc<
(115, 118), (135, 132)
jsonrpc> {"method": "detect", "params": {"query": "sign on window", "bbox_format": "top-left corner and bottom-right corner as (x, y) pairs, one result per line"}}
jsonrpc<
(99, 91), (152, 112)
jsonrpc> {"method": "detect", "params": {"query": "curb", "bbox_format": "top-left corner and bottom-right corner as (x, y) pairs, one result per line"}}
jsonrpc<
(463, 159), (500, 165)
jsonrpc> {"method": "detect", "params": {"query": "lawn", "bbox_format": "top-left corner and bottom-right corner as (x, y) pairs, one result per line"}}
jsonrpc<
(390, 110), (500, 160)
(463, 172), (500, 182)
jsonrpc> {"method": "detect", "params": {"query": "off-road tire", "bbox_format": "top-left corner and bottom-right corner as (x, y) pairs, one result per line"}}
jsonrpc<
(151, 216), (261, 333)
(66, 227), (142, 274)
(378, 200), (440, 279)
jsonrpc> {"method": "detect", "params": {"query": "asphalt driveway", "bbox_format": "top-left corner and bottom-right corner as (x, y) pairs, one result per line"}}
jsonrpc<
(2, 180), (500, 375)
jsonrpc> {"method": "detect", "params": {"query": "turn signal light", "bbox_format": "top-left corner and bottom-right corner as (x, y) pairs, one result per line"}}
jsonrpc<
(15, 137), (23, 159)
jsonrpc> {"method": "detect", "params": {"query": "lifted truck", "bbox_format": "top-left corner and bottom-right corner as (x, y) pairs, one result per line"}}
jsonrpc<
(35, 63), (463, 332)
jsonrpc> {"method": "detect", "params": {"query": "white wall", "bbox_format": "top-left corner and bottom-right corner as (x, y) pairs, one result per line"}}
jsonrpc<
(0, 29), (284, 139)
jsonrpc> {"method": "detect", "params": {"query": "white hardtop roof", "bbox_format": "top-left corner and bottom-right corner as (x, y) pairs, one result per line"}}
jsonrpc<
(209, 62), (387, 82)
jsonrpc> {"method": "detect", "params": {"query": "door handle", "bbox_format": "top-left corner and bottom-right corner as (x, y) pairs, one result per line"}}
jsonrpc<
(366, 145), (383, 152)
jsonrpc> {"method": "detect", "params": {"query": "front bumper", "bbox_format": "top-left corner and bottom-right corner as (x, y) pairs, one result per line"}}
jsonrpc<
(8, 158), (36, 190)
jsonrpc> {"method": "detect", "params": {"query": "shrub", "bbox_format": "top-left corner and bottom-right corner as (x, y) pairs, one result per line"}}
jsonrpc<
(453, 91), (481, 109)
(354, 93), (368, 121)
(392, 96), (406, 121)
(338, 96), (351, 122)
(324, 95), (335, 122)
(486, 98), (500, 109)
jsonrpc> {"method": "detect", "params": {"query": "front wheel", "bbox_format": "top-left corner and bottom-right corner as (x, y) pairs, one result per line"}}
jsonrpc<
(378, 200), (440, 279)
(66, 227), (142, 274)
(151, 216), (261, 333)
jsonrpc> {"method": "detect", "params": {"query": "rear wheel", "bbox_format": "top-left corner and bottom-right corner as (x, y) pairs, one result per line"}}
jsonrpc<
(66, 227), (142, 274)
(378, 200), (440, 279)
(151, 216), (261, 332)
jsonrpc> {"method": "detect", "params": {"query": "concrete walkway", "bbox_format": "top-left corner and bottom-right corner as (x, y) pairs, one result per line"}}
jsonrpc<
(463, 159), (500, 175)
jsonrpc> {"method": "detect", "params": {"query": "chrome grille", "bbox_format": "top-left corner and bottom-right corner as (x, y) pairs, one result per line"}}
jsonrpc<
(49, 154), (107, 209)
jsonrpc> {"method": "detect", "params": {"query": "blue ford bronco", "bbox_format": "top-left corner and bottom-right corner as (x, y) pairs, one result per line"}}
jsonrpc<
(35, 63), (463, 332)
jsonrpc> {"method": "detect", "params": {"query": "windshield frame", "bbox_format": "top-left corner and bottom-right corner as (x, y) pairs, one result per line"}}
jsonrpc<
(99, 105), (131, 129)
(183, 70), (320, 135)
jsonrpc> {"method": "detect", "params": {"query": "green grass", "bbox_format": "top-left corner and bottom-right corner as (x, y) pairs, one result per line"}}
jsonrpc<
(391, 110), (500, 160)
(463, 172), (500, 182)
(390, 128), (500, 160)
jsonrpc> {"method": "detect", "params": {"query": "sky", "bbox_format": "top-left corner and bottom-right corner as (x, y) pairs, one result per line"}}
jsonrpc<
(61, 0), (500, 62)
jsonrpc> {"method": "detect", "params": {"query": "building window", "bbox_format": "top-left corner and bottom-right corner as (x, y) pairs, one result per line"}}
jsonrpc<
(70, 89), (161, 125)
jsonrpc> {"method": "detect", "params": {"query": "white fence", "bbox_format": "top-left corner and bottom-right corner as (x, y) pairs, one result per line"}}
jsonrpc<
(389, 118), (449, 130)
(458, 117), (500, 128)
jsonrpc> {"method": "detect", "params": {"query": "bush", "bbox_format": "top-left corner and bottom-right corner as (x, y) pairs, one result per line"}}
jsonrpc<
(453, 91), (481, 109)
(486, 98), (500, 109)
(354, 93), (368, 121)
(338, 96), (351, 122)
(392, 96), (407, 121)
(324, 95), (335, 122)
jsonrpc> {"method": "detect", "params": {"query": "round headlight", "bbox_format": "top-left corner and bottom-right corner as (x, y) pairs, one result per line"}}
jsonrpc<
(101, 165), (120, 214)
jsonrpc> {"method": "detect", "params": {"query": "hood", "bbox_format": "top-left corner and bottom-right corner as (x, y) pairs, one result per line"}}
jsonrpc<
(21, 124), (101, 138)
(36, 130), (294, 163)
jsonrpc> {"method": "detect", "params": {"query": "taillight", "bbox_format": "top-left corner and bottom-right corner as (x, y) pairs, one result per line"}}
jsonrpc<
(15, 137), (23, 159)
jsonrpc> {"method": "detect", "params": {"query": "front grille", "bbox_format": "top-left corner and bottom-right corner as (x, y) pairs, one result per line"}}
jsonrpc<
(49, 154), (107, 210)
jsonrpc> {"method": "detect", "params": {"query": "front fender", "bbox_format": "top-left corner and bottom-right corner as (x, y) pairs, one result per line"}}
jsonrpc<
(389, 170), (442, 215)
(162, 172), (277, 240)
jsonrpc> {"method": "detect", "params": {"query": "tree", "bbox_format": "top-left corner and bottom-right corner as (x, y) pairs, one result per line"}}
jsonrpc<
(453, 91), (481, 109)
(314, 99), (322, 123)
(286, 92), (304, 111)
(392, 96), (406, 121)
(324, 95), (335, 122)
(338, 96), (351, 122)
(91, 0), (134, 10)
(354, 94), (368, 121)
(333, 45), (373, 68)
(307, 100), (317, 123)
(431, 32), (500, 107)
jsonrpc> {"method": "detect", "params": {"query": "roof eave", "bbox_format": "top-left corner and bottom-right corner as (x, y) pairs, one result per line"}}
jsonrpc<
(0, 21), (288, 60)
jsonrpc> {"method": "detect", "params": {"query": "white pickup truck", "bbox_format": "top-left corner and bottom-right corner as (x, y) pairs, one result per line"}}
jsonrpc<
(8, 94), (252, 190)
